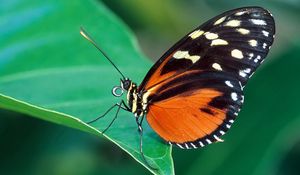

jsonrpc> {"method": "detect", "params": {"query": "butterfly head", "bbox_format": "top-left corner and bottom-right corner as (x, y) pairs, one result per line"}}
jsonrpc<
(121, 78), (132, 91)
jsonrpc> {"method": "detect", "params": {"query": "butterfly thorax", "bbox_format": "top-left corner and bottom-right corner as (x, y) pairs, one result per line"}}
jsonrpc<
(126, 81), (147, 117)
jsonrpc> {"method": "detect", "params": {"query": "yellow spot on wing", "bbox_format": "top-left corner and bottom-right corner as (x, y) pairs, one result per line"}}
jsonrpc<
(189, 30), (204, 39)
(212, 63), (222, 70)
(211, 39), (228, 46)
(236, 28), (250, 35)
(173, 50), (200, 63)
(187, 55), (201, 63)
(214, 16), (226, 25)
(225, 20), (241, 27)
(205, 32), (219, 40)
(231, 49), (244, 59)
(142, 91), (151, 104)
(248, 39), (258, 47)
(173, 50), (189, 59)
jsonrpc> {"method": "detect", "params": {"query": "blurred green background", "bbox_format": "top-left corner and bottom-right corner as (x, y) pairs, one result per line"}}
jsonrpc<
(1, 0), (300, 175)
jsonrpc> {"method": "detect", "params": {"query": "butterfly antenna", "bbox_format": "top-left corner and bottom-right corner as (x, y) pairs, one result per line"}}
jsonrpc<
(80, 27), (126, 79)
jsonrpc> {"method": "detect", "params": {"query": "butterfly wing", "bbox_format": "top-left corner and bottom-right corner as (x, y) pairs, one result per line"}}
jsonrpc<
(146, 70), (243, 148)
(139, 7), (275, 148)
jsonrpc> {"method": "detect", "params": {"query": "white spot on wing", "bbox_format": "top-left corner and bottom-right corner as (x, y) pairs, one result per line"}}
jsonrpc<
(206, 139), (212, 144)
(189, 30), (204, 39)
(226, 124), (231, 128)
(249, 53), (254, 60)
(231, 92), (238, 101)
(214, 16), (226, 25)
(212, 63), (222, 70)
(254, 55), (261, 63)
(244, 68), (251, 73)
(236, 28), (250, 35)
(199, 141), (204, 147)
(235, 11), (246, 16)
(262, 30), (269, 37)
(220, 130), (225, 135)
(231, 49), (244, 59)
(250, 19), (267, 25)
(239, 81), (243, 90)
(263, 43), (267, 49)
(248, 39), (258, 47)
(205, 32), (219, 40)
(225, 80), (234, 88)
(229, 120), (234, 123)
(211, 39), (228, 46)
(225, 20), (241, 27)
(190, 143), (197, 148)
(176, 143), (184, 149)
(214, 135), (224, 142)
(239, 70), (247, 77)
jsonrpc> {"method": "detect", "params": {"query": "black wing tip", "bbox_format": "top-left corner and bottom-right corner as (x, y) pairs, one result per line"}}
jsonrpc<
(210, 6), (275, 35)
(229, 6), (271, 12)
(224, 6), (275, 20)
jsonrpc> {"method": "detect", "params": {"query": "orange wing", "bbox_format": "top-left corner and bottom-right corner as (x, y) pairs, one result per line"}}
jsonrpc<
(147, 88), (235, 148)
(143, 70), (244, 149)
(148, 89), (222, 139)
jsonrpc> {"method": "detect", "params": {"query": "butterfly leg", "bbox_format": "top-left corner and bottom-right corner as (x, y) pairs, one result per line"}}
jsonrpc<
(136, 116), (157, 170)
(87, 104), (117, 124)
(87, 100), (130, 124)
(87, 100), (131, 133)
(102, 99), (133, 133)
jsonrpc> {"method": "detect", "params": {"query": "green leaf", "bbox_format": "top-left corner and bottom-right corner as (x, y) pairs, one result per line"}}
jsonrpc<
(0, 0), (174, 174)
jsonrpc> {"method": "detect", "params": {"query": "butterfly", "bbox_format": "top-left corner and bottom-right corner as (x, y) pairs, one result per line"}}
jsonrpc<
(80, 6), (275, 168)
